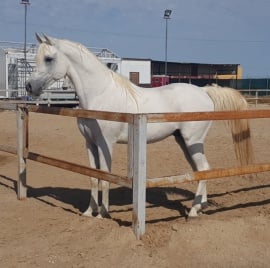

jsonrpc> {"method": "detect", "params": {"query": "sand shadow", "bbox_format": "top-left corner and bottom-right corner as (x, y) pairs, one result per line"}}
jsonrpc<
(1, 174), (269, 225)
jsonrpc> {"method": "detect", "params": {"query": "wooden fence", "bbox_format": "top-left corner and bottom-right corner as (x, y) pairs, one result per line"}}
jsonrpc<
(240, 89), (270, 106)
(1, 103), (270, 239)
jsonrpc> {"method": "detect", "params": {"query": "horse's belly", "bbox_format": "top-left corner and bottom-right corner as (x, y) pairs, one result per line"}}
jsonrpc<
(117, 122), (179, 144)
(145, 122), (178, 143)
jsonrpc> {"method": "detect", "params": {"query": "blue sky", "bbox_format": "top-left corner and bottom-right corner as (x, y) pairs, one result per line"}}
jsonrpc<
(0, 0), (269, 77)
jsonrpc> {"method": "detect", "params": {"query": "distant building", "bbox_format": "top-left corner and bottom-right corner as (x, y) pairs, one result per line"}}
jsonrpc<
(120, 58), (151, 87)
(151, 60), (241, 83)
(0, 41), (242, 98)
(120, 60), (241, 87)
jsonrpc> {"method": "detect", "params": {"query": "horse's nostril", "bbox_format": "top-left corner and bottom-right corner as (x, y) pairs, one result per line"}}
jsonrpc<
(26, 83), (32, 93)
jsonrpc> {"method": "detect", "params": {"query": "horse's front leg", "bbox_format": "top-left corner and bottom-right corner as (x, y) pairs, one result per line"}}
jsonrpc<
(175, 132), (210, 218)
(97, 143), (112, 218)
(82, 141), (99, 217)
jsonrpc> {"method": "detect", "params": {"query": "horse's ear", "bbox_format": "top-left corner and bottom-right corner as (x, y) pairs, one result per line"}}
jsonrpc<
(43, 34), (56, 46)
(35, 33), (43, 44)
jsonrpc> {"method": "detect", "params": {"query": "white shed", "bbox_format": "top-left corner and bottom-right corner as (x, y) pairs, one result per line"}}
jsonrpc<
(120, 58), (151, 87)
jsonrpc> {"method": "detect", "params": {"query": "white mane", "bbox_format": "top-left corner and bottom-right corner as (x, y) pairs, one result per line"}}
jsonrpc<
(110, 70), (139, 104)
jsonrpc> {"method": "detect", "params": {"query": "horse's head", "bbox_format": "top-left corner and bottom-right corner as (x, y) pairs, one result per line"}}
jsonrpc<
(26, 34), (69, 96)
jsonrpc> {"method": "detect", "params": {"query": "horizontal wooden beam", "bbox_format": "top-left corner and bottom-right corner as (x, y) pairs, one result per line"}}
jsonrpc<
(146, 173), (193, 188)
(147, 162), (270, 188)
(13, 105), (270, 124)
(26, 151), (132, 188)
(25, 105), (134, 123)
(146, 110), (270, 123)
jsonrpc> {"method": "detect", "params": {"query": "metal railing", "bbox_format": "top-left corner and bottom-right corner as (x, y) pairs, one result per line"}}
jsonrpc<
(239, 89), (270, 106)
(0, 89), (79, 106)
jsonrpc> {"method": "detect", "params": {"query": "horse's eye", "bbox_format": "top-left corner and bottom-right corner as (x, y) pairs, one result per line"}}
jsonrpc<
(44, 56), (54, 63)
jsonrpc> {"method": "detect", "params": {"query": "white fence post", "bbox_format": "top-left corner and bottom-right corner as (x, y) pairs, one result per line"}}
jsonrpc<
(128, 123), (134, 179)
(17, 106), (28, 199)
(128, 114), (147, 239)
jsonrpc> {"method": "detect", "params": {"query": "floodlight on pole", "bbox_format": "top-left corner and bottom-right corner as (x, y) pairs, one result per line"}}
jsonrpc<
(164, 9), (172, 76)
(20, 0), (30, 90)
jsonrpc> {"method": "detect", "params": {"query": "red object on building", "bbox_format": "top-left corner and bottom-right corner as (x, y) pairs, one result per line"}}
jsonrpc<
(151, 75), (170, 87)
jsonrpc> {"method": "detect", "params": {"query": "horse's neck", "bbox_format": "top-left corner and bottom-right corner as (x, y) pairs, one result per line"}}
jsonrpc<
(65, 47), (113, 108)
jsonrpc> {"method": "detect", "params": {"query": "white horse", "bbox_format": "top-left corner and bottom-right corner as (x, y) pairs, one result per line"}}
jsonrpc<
(26, 34), (253, 218)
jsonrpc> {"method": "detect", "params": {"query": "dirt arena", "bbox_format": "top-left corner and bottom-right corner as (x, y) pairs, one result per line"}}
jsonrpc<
(0, 105), (269, 267)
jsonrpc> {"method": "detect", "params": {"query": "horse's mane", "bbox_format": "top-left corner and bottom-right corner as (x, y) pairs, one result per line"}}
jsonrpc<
(56, 38), (139, 104)
(73, 40), (139, 105)
(110, 70), (138, 104)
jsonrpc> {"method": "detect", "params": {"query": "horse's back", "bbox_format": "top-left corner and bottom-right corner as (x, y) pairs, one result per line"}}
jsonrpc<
(137, 83), (214, 113)
(129, 83), (214, 143)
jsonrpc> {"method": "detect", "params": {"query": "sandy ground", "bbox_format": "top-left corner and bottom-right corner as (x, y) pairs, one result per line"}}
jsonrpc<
(0, 105), (269, 267)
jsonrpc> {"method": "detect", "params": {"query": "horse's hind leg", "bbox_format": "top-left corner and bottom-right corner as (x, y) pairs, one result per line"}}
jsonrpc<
(188, 154), (209, 217)
(175, 123), (211, 217)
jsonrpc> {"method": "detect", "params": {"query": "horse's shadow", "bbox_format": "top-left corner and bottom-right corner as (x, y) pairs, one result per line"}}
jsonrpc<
(26, 185), (192, 222)
(1, 174), (269, 226)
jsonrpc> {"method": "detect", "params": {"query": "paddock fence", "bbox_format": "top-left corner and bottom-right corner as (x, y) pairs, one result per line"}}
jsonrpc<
(1, 103), (270, 239)
(240, 89), (270, 106)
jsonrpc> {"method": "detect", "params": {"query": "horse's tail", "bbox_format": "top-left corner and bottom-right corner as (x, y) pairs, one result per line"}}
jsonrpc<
(205, 84), (254, 166)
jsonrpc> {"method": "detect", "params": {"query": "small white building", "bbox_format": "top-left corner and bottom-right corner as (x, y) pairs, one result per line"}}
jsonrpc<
(120, 58), (151, 87)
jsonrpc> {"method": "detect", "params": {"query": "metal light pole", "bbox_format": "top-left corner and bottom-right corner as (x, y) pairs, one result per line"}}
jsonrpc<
(164, 9), (172, 76)
(21, 0), (30, 88)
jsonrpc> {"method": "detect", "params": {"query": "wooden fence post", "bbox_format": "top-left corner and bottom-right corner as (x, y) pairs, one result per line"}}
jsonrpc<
(129, 114), (147, 239)
(17, 106), (28, 199)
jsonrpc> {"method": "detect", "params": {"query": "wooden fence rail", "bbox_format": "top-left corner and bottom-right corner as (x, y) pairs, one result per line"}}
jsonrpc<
(1, 103), (270, 239)
(147, 163), (270, 188)
(26, 105), (134, 123)
(27, 151), (131, 188)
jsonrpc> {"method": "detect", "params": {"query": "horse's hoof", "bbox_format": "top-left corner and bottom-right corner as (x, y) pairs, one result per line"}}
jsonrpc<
(82, 213), (92, 217)
(99, 206), (111, 219)
(95, 212), (111, 219)
(82, 211), (93, 217)
(188, 207), (199, 218)
(82, 209), (96, 217)
(99, 211), (111, 219)
(187, 208), (204, 221)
